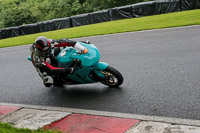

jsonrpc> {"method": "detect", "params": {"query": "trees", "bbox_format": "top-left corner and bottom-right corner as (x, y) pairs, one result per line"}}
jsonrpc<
(0, 0), (154, 29)
(0, 0), (4, 29)
(0, 0), (38, 28)
(82, 0), (148, 11)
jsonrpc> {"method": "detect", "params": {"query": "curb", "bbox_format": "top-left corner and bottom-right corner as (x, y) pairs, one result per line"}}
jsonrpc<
(0, 103), (200, 133)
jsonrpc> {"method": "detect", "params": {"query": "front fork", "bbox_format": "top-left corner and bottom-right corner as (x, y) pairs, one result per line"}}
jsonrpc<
(93, 62), (108, 79)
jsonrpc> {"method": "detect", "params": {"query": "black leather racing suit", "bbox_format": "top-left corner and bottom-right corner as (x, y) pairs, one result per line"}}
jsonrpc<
(30, 38), (87, 87)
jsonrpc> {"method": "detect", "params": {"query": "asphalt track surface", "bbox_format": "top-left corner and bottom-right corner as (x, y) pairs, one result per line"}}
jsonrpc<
(0, 26), (200, 120)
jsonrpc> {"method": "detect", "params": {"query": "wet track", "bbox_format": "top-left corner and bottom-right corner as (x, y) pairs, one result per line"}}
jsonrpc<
(0, 26), (200, 120)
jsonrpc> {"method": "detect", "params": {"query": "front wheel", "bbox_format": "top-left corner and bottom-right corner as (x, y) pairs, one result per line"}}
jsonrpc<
(99, 66), (123, 87)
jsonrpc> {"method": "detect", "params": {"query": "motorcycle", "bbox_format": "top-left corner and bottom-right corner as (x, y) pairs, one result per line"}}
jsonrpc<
(28, 42), (123, 87)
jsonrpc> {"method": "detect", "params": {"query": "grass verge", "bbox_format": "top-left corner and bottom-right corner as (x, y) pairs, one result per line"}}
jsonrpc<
(0, 122), (61, 133)
(0, 9), (200, 48)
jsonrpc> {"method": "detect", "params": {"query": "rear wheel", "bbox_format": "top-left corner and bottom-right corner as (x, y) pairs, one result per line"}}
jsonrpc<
(100, 66), (123, 87)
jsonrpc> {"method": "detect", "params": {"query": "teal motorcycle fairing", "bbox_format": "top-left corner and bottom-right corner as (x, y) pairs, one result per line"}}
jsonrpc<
(28, 42), (108, 84)
(56, 42), (108, 84)
(28, 55), (31, 61)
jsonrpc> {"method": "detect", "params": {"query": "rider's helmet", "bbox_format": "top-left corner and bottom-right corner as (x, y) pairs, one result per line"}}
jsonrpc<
(35, 36), (51, 56)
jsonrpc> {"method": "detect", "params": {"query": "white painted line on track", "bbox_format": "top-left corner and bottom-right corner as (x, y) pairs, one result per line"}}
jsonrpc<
(0, 102), (199, 127)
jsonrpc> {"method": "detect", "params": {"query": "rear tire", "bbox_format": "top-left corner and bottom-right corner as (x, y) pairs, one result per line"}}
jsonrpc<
(100, 66), (123, 87)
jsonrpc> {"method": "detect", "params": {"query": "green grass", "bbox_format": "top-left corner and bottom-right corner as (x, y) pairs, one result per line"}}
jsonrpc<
(0, 9), (200, 48)
(0, 122), (62, 133)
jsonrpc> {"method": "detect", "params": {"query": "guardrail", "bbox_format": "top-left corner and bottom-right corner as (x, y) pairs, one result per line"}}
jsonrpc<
(0, 0), (199, 40)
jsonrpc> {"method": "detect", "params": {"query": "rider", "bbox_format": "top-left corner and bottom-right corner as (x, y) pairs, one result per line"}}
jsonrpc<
(30, 36), (89, 87)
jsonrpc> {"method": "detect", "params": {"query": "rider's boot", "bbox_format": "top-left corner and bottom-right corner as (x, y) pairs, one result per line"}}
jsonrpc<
(81, 40), (90, 44)
(85, 40), (90, 44)
(42, 73), (53, 87)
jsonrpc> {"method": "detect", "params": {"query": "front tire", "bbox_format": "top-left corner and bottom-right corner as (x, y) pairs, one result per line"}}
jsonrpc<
(100, 66), (123, 87)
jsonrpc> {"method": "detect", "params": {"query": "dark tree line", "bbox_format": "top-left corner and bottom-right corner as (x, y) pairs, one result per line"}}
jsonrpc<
(0, 0), (153, 29)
